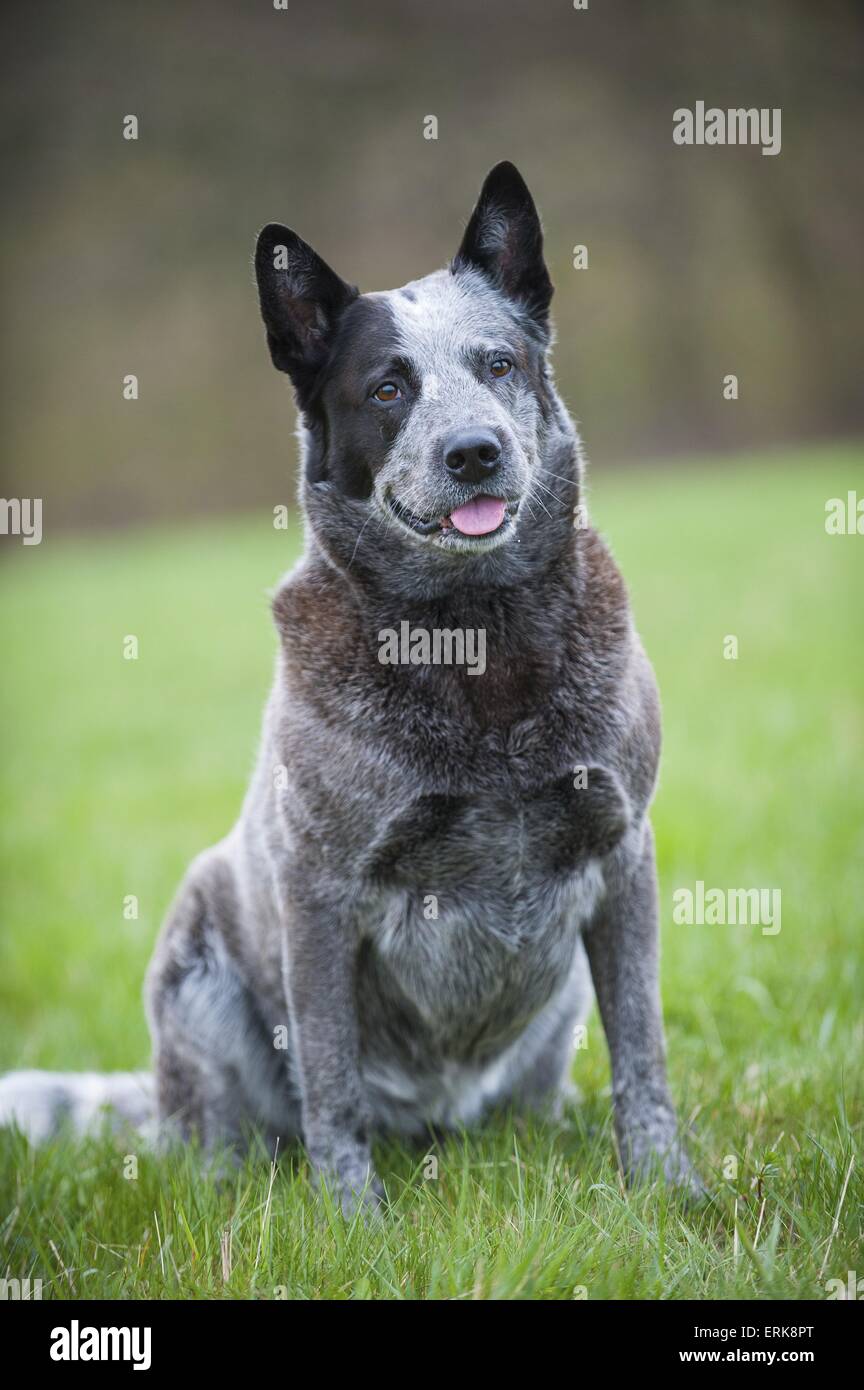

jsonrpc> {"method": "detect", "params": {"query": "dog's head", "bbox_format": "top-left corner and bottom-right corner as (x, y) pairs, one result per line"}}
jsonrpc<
(255, 163), (578, 590)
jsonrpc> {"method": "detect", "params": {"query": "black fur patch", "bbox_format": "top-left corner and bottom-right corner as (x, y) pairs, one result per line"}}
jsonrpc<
(255, 223), (359, 406)
(452, 161), (554, 329)
(306, 296), (411, 498)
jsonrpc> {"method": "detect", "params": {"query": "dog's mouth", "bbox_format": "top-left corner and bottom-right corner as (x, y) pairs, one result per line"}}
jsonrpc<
(385, 492), (519, 548)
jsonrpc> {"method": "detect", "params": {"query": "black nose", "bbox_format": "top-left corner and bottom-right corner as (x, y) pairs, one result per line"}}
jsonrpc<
(443, 429), (501, 483)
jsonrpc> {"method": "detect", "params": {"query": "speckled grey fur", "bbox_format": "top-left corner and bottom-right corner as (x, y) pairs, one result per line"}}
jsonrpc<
(0, 165), (701, 1212)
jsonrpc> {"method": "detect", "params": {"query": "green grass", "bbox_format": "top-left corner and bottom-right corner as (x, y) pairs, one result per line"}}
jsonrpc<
(1, 443), (862, 1300)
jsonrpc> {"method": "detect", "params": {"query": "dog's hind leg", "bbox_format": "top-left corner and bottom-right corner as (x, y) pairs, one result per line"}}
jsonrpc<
(146, 847), (301, 1163)
(505, 939), (592, 1120)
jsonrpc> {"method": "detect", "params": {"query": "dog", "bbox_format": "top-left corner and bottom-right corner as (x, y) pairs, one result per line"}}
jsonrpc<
(0, 163), (700, 1212)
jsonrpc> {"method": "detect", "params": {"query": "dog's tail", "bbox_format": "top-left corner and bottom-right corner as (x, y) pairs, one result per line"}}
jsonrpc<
(0, 1069), (154, 1144)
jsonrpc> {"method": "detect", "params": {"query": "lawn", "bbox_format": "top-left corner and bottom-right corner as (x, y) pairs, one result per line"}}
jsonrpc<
(1, 444), (862, 1300)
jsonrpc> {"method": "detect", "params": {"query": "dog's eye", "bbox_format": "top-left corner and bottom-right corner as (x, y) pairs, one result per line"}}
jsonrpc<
(490, 357), (513, 379)
(372, 382), (401, 402)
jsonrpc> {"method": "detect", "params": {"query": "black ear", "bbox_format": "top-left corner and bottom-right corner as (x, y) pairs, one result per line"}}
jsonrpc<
(255, 224), (358, 402)
(452, 162), (553, 328)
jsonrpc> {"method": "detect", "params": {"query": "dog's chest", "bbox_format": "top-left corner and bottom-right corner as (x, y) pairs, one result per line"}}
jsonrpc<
(360, 783), (606, 1037)
(367, 771), (612, 886)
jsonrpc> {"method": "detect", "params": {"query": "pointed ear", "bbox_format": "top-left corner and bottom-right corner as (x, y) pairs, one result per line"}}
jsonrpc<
(255, 224), (358, 401)
(452, 162), (553, 328)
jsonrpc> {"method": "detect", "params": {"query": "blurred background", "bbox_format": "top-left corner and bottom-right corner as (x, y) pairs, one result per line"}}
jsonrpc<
(1, 0), (862, 529)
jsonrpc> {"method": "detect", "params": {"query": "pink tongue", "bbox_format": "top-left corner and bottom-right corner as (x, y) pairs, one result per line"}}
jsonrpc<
(448, 495), (506, 536)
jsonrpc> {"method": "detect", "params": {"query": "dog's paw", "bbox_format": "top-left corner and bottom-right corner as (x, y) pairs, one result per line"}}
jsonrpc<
(619, 1114), (708, 1204)
(313, 1160), (386, 1222)
(579, 765), (632, 857)
(338, 1177), (386, 1222)
(629, 1141), (708, 1204)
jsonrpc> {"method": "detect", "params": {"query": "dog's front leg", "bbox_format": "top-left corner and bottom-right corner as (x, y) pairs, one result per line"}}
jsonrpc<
(583, 821), (704, 1199)
(284, 900), (382, 1218)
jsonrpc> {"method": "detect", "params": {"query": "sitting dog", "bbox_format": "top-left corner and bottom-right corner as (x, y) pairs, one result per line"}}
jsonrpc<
(1, 163), (699, 1212)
